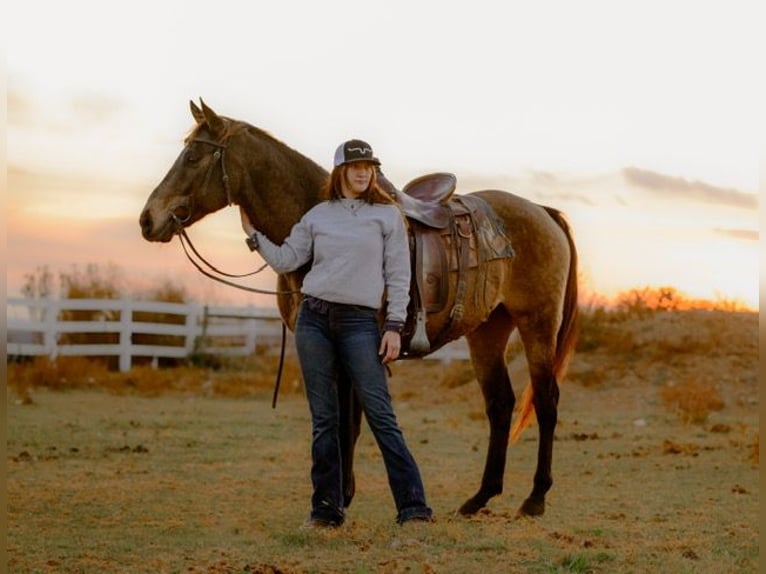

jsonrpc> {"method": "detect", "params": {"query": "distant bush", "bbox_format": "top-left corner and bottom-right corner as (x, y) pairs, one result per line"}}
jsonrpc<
(576, 303), (623, 353)
(9, 356), (110, 403)
(660, 378), (725, 424)
(22, 263), (187, 303)
(615, 286), (682, 316)
(613, 286), (750, 314)
(576, 285), (752, 354)
(7, 351), (303, 400)
(136, 279), (188, 304)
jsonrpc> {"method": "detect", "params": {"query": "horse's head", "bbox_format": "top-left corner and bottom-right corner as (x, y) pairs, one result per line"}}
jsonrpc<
(140, 100), (237, 242)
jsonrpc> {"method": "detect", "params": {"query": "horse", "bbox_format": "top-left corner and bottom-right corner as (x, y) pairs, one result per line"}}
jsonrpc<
(139, 100), (579, 518)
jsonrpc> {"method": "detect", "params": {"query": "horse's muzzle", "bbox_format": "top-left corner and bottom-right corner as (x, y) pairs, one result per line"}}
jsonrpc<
(139, 209), (175, 242)
(139, 209), (154, 239)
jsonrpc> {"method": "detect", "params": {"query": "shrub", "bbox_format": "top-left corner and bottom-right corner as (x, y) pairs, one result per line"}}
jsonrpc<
(660, 378), (725, 424)
(8, 356), (110, 402)
(575, 285), (752, 355)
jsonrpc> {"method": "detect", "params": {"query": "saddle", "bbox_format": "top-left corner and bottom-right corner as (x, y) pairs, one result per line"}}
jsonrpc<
(395, 172), (456, 228)
(381, 172), (515, 357)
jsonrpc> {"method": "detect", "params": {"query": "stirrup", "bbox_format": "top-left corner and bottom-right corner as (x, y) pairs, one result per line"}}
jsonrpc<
(409, 310), (430, 354)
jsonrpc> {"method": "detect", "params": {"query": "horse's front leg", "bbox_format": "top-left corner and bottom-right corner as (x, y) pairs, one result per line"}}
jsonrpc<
(337, 368), (362, 508)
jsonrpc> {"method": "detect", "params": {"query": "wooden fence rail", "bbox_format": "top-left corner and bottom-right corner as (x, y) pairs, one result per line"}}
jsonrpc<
(7, 298), (469, 371)
(6, 298), (283, 372)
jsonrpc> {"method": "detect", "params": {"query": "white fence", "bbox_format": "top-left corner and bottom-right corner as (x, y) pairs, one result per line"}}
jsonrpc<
(6, 297), (283, 372)
(6, 297), (469, 371)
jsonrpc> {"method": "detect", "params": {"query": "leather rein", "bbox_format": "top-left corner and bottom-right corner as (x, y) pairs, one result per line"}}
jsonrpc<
(171, 136), (299, 408)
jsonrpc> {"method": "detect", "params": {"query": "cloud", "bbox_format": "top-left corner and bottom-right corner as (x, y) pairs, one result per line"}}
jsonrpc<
(513, 171), (594, 205)
(534, 192), (596, 206)
(8, 84), (126, 135)
(505, 170), (628, 208)
(714, 228), (759, 241)
(622, 167), (757, 210)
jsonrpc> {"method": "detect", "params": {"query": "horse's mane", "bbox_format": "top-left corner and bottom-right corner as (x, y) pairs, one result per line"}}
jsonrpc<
(184, 117), (326, 181)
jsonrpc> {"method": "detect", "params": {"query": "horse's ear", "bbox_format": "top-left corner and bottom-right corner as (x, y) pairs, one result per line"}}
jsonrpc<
(200, 99), (226, 136)
(190, 100), (204, 124)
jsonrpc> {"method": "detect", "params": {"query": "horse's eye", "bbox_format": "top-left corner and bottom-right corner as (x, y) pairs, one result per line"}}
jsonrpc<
(185, 150), (200, 164)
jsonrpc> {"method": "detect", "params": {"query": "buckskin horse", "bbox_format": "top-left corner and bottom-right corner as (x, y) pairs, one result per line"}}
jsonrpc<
(139, 100), (579, 518)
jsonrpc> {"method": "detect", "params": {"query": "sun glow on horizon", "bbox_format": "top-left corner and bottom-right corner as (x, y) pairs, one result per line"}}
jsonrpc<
(6, 1), (760, 313)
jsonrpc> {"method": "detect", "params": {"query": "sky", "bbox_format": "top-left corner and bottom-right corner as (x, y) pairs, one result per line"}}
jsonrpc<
(5, 0), (762, 310)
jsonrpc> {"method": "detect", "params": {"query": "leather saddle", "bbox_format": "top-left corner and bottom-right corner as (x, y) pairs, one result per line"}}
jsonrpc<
(391, 172), (456, 228)
(379, 171), (515, 356)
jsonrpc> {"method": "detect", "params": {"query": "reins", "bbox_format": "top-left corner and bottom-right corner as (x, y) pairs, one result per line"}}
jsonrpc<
(174, 136), (300, 408)
(175, 226), (273, 292)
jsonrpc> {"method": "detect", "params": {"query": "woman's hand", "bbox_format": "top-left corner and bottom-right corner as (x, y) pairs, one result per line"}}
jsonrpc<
(239, 206), (256, 236)
(379, 331), (402, 364)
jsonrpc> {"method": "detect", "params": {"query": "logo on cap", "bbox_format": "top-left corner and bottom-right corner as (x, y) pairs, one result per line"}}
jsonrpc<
(347, 145), (372, 156)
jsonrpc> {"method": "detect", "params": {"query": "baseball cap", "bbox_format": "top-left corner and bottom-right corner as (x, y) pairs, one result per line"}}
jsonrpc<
(333, 139), (381, 167)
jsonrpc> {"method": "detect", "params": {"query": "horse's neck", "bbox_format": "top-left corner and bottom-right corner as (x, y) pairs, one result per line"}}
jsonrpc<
(240, 128), (327, 242)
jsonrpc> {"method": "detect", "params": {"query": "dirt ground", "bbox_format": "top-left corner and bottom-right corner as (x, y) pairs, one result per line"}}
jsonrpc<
(6, 310), (760, 573)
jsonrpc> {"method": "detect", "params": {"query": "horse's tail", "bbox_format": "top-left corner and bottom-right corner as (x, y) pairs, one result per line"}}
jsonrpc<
(545, 207), (580, 379)
(511, 207), (579, 442)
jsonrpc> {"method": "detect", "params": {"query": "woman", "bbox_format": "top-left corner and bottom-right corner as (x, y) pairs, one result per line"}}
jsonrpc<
(240, 139), (433, 528)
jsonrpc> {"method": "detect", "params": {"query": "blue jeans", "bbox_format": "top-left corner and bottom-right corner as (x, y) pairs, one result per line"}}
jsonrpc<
(295, 299), (432, 525)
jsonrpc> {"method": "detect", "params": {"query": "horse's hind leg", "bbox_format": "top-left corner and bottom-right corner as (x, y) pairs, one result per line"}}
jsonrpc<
(458, 309), (515, 515)
(516, 316), (560, 517)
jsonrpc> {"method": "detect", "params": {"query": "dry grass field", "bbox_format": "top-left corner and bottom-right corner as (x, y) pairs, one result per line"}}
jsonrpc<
(6, 308), (759, 573)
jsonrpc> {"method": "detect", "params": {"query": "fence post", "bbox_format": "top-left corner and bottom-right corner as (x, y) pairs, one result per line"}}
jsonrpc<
(244, 309), (257, 353)
(188, 305), (203, 355)
(43, 299), (58, 359)
(118, 299), (132, 372)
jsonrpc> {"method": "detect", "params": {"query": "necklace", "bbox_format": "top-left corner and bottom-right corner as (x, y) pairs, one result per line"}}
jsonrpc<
(340, 198), (364, 215)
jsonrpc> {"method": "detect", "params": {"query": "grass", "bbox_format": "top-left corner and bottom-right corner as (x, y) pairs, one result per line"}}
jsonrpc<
(7, 383), (759, 572)
(6, 306), (759, 573)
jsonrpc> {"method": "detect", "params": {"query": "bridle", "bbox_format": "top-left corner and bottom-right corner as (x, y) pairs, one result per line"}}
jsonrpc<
(190, 137), (234, 206)
(170, 136), (300, 297)
(169, 135), (300, 408)
(169, 137), (231, 226)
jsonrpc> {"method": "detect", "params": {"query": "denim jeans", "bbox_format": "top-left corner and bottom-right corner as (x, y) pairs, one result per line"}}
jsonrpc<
(295, 299), (432, 525)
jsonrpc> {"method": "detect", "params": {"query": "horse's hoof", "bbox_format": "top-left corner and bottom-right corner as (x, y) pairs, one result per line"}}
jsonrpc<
(457, 497), (486, 516)
(517, 497), (545, 517)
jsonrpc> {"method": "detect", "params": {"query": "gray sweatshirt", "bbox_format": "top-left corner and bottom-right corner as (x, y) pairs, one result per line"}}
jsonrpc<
(253, 198), (411, 324)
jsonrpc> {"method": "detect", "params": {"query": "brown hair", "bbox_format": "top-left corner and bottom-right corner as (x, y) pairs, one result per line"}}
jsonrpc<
(321, 164), (396, 205)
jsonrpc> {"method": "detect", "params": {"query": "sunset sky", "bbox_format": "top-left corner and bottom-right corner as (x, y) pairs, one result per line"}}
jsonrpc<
(6, 0), (761, 310)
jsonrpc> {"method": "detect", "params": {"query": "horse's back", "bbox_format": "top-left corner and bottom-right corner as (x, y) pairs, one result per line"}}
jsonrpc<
(469, 189), (574, 312)
(470, 189), (561, 231)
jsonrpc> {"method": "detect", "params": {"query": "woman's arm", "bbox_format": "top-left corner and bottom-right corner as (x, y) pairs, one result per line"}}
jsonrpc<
(382, 207), (411, 326)
(240, 207), (313, 274)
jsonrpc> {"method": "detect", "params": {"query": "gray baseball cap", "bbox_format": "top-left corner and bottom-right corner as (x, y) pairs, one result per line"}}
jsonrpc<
(333, 139), (381, 167)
